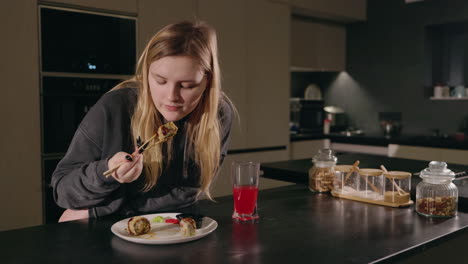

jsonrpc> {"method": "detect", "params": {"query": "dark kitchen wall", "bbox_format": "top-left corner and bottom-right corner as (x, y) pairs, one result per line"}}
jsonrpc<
(324, 0), (468, 135)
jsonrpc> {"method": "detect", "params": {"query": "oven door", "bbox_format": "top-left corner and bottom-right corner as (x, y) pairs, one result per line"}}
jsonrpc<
(41, 77), (120, 154)
(40, 7), (136, 75)
(42, 94), (101, 154)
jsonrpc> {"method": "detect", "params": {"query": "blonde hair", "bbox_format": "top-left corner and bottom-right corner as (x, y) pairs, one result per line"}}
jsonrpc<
(113, 21), (224, 199)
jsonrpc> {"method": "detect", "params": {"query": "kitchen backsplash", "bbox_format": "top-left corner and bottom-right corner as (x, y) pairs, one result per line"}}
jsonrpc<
(324, 0), (468, 135)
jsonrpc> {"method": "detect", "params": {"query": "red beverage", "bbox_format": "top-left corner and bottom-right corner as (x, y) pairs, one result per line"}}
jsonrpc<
(233, 185), (258, 215)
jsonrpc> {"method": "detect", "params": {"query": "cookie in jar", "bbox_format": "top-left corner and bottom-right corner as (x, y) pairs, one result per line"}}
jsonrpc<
(309, 149), (337, 192)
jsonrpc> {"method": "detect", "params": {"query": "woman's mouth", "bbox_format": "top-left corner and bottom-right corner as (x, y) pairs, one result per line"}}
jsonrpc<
(165, 105), (181, 112)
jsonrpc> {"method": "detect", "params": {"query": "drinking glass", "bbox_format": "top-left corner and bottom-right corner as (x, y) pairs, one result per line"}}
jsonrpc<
(231, 161), (260, 221)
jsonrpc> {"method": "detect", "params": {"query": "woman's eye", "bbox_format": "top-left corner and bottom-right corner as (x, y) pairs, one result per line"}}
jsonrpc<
(181, 84), (196, 89)
(156, 79), (166, 85)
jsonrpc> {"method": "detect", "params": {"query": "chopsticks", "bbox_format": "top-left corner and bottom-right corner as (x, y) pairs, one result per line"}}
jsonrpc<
(102, 134), (157, 177)
(102, 126), (177, 178)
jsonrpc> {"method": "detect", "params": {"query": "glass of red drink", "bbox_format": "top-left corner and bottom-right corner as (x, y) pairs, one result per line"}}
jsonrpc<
(231, 161), (260, 221)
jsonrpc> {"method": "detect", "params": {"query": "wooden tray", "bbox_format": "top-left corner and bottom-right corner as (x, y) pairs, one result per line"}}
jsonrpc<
(331, 191), (414, 208)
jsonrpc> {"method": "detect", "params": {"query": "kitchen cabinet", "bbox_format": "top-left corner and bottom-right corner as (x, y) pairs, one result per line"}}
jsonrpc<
(442, 148), (468, 166)
(269, 0), (290, 4)
(210, 149), (293, 198)
(388, 144), (468, 166)
(290, 0), (366, 22)
(245, 0), (290, 149)
(43, 0), (138, 13)
(198, 0), (247, 150)
(290, 139), (329, 159)
(426, 21), (468, 95)
(1, 0), (41, 231)
(138, 0), (197, 55)
(388, 144), (441, 162)
(291, 18), (346, 71)
(199, 0), (290, 150)
(330, 142), (388, 156)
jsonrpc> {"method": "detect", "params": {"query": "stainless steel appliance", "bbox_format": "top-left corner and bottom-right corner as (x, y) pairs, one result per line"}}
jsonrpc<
(39, 5), (136, 223)
(290, 98), (324, 134)
(324, 105), (348, 132)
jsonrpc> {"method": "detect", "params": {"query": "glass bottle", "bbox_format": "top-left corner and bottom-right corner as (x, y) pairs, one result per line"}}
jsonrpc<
(416, 161), (458, 218)
(309, 149), (337, 192)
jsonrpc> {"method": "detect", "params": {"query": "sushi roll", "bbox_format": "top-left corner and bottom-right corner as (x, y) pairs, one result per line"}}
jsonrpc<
(157, 122), (178, 141)
(127, 216), (151, 236)
(179, 218), (196, 237)
(176, 213), (204, 229)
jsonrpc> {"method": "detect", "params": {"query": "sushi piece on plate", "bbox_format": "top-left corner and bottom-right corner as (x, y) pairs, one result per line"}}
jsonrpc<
(179, 218), (196, 237)
(127, 216), (151, 236)
(176, 213), (204, 229)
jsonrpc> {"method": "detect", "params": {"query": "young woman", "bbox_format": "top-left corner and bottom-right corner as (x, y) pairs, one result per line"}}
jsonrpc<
(52, 21), (234, 222)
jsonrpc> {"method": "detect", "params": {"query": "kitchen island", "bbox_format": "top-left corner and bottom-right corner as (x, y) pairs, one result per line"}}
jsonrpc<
(260, 153), (468, 263)
(3, 164), (468, 263)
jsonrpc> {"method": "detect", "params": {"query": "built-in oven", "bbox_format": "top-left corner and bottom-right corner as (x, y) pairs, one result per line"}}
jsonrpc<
(290, 98), (324, 134)
(41, 77), (121, 154)
(40, 6), (136, 75)
(39, 5), (136, 223)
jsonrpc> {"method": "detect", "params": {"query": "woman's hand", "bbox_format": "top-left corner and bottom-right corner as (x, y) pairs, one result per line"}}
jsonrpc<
(59, 209), (89, 222)
(108, 150), (143, 183)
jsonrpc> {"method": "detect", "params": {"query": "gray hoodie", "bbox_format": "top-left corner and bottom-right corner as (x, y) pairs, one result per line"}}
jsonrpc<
(51, 87), (233, 218)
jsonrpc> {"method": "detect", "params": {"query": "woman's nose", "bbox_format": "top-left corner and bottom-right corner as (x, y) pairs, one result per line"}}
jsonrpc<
(167, 84), (181, 101)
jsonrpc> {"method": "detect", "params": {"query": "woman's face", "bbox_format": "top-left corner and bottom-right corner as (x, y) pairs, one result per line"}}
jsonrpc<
(148, 55), (207, 122)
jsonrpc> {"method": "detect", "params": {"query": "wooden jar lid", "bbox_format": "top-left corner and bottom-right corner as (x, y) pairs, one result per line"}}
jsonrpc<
(384, 171), (411, 179)
(335, 165), (355, 172)
(359, 168), (383, 177)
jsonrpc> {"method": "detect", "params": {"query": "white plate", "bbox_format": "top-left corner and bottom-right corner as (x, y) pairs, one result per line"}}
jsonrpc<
(111, 213), (218, 245)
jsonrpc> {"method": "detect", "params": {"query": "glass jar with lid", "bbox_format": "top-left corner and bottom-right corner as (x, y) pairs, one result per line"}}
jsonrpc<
(333, 165), (360, 195)
(309, 149), (337, 192)
(383, 171), (411, 204)
(416, 161), (458, 218)
(358, 168), (384, 200)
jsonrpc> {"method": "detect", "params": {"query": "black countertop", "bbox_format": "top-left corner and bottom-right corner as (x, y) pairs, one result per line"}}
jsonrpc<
(291, 132), (468, 150)
(259, 153), (468, 262)
(3, 184), (468, 264)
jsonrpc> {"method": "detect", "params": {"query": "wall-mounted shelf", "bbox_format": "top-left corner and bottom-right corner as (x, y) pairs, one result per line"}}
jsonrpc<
(430, 97), (468, 100)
